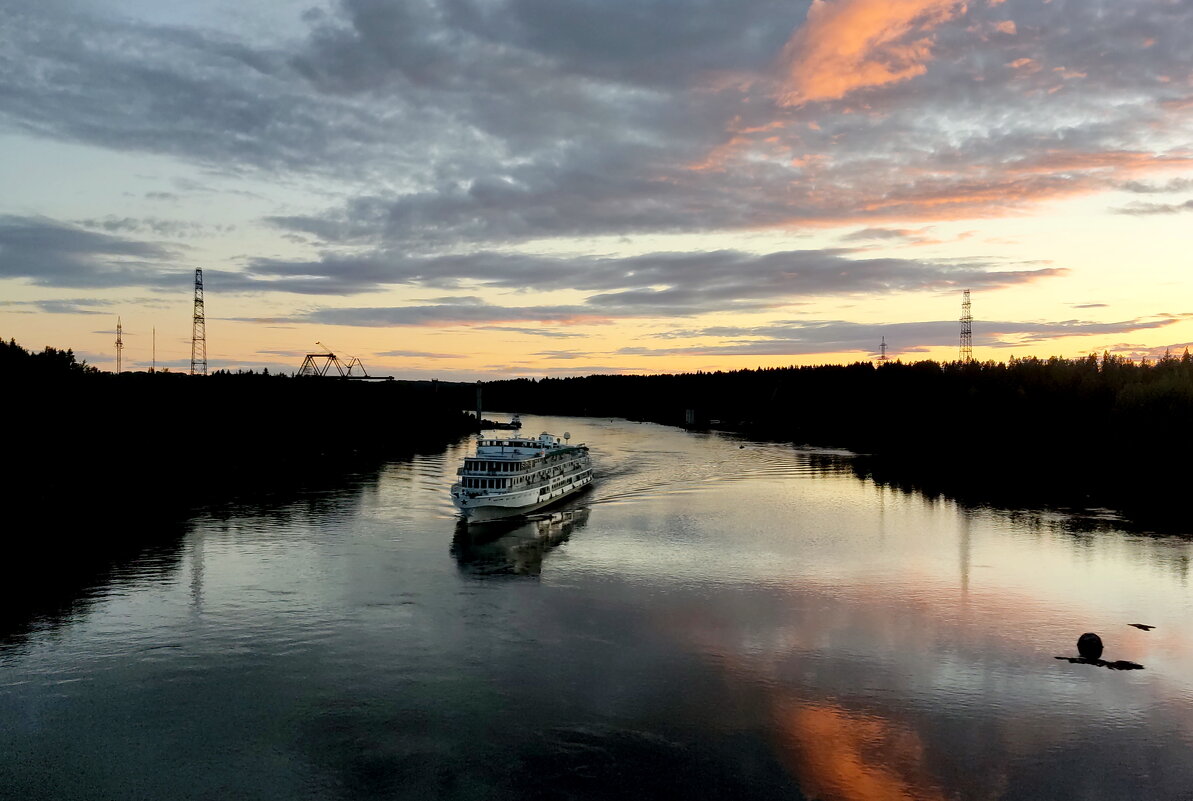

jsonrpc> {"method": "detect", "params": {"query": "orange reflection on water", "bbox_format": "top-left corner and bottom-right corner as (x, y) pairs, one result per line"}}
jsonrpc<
(773, 701), (957, 801)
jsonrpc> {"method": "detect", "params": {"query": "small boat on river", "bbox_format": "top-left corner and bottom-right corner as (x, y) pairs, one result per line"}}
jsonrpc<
(451, 431), (593, 523)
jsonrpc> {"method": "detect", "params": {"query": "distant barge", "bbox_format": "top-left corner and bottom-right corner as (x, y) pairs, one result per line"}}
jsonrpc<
(485, 414), (522, 431)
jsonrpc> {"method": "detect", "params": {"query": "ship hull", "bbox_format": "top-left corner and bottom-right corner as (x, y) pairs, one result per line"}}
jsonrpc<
(455, 475), (593, 524)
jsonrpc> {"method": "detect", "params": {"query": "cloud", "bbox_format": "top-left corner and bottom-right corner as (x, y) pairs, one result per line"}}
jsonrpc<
(0, 215), (180, 289)
(5, 0), (1193, 256)
(839, 227), (923, 243)
(474, 326), (585, 339)
(255, 349), (312, 358)
(624, 316), (1184, 357)
(530, 350), (595, 360)
(243, 246), (1063, 312)
(275, 303), (611, 328)
(260, 255), (1068, 334)
(0, 216), (1060, 326)
(1114, 178), (1193, 194)
(777, 0), (965, 105)
(1113, 199), (1193, 216)
(74, 216), (235, 239)
(0, 215), (339, 296)
(375, 350), (465, 359)
(0, 298), (120, 315)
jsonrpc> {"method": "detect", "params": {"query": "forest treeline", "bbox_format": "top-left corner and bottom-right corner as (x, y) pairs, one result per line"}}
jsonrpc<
(6, 335), (1191, 522)
(1, 337), (478, 523)
(482, 351), (1193, 517)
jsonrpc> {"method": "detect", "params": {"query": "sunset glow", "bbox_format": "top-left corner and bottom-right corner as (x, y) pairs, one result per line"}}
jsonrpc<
(2, 0), (1191, 378)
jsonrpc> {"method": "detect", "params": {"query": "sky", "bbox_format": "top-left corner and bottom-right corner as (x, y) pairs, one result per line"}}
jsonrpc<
(1, 0), (1191, 378)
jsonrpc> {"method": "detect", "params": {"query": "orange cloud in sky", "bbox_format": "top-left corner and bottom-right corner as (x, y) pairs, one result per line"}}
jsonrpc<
(778, 0), (966, 105)
(686, 119), (789, 171)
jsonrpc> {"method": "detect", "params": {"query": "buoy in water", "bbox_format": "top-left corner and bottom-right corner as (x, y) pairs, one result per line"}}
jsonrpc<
(1077, 632), (1103, 660)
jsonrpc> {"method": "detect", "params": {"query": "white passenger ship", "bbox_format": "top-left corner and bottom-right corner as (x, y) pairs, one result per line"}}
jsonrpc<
(451, 431), (593, 523)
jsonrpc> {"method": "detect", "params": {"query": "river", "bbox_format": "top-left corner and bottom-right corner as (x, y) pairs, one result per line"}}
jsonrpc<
(3, 415), (1192, 800)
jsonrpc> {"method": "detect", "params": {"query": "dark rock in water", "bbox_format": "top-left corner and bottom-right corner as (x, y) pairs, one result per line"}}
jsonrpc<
(1078, 632), (1103, 660)
(1128, 623), (1155, 631)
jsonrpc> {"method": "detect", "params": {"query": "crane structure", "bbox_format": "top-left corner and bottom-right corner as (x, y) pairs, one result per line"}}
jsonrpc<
(959, 289), (973, 363)
(297, 342), (372, 378)
(190, 269), (207, 376)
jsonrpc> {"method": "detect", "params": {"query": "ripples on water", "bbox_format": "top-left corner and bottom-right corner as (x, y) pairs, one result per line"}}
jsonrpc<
(2, 415), (1192, 800)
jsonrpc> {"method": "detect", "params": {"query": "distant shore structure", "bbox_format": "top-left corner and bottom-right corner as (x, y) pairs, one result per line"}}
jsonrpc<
(297, 342), (390, 379)
(960, 289), (973, 363)
(190, 269), (207, 376)
(115, 317), (123, 374)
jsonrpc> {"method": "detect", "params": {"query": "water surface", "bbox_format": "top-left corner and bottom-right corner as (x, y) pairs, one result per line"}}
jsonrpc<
(3, 416), (1192, 800)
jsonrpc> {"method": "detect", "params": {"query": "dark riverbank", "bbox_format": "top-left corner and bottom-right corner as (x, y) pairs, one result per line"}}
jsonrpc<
(1, 341), (479, 526)
(2, 351), (479, 639)
(481, 355), (1193, 527)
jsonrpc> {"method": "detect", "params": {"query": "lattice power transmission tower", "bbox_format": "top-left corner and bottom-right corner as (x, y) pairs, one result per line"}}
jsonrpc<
(115, 317), (123, 374)
(959, 289), (973, 363)
(190, 269), (207, 376)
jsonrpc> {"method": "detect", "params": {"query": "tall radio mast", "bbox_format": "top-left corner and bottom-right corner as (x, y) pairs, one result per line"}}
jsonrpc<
(115, 317), (123, 374)
(959, 289), (973, 363)
(190, 269), (207, 376)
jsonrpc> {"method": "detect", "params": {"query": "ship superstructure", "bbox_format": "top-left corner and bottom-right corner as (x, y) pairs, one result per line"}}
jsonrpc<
(451, 431), (593, 523)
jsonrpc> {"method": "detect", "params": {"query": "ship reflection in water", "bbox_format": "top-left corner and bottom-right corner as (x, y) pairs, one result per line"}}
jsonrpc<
(452, 508), (589, 577)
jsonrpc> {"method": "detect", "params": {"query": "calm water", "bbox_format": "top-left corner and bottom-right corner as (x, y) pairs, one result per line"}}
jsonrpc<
(3, 416), (1192, 800)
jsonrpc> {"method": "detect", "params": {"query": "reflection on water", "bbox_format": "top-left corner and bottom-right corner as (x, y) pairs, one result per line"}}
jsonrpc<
(0, 465), (384, 650)
(452, 509), (590, 577)
(0, 519), (190, 648)
(2, 417), (1192, 800)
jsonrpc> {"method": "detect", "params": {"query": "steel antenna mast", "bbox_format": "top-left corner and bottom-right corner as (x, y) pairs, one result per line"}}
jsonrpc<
(959, 289), (973, 363)
(190, 269), (207, 376)
(115, 317), (123, 374)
